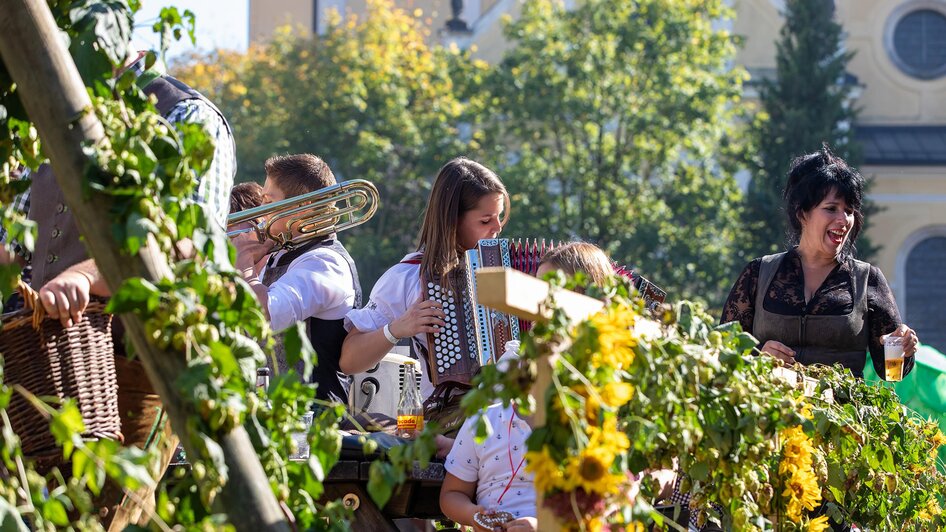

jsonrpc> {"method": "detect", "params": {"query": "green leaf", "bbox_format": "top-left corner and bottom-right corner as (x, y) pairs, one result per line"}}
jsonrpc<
(48, 400), (86, 457)
(283, 321), (316, 379)
(367, 461), (396, 508)
(125, 212), (160, 255)
(0, 497), (29, 532)
(108, 277), (160, 314)
(688, 461), (710, 482)
(208, 341), (239, 377)
(878, 445), (895, 473)
(473, 413), (492, 445)
(42, 498), (69, 527)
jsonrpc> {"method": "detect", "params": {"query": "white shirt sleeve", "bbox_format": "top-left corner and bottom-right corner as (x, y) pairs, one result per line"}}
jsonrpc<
(445, 414), (481, 483)
(266, 247), (356, 332)
(345, 253), (422, 333)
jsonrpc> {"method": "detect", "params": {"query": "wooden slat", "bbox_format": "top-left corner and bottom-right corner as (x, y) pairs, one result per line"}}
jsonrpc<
(474, 267), (604, 324)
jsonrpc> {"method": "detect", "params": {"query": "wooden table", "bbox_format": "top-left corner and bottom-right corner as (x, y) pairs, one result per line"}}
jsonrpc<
(320, 459), (446, 530)
(166, 445), (446, 531)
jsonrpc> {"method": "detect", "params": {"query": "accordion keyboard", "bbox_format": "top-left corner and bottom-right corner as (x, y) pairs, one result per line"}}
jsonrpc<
(423, 272), (479, 386)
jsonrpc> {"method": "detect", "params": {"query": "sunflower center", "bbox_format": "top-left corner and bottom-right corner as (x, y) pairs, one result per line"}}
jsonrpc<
(579, 455), (606, 481)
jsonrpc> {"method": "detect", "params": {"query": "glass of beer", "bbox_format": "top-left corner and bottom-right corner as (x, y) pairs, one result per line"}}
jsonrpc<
(884, 335), (905, 382)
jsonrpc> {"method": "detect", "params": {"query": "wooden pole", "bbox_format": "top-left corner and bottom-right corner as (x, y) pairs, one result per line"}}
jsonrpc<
(0, 1), (289, 530)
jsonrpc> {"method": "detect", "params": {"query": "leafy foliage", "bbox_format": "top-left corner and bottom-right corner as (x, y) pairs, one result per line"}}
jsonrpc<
(465, 274), (946, 529)
(480, 0), (749, 306)
(1, 1), (349, 529)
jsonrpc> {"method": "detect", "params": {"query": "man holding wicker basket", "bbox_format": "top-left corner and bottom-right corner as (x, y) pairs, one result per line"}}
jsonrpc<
(0, 49), (236, 530)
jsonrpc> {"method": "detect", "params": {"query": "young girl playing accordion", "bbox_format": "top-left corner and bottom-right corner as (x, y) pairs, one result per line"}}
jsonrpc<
(341, 157), (510, 433)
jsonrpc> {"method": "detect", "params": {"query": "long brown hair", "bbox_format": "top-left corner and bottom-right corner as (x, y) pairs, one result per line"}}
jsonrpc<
(417, 157), (509, 291)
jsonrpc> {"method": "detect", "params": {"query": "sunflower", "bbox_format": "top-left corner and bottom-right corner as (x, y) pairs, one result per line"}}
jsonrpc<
(566, 446), (627, 495)
(600, 381), (634, 408)
(782, 468), (822, 522)
(526, 447), (568, 494)
(798, 401), (814, 421)
(588, 304), (639, 370)
(807, 515), (830, 532)
(586, 418), (631, 456)
(779, 426), (822, 522)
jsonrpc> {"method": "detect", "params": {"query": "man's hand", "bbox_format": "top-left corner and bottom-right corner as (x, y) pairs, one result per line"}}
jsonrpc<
(39, 270), (94, 327)
(231, 230), (274, 274)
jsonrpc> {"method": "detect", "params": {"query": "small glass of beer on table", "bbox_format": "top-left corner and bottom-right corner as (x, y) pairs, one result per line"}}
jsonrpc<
(884, 335), (905, 382)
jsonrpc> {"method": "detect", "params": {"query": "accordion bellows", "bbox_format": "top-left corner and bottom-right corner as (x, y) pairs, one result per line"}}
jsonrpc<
(421, 238), (667, 386)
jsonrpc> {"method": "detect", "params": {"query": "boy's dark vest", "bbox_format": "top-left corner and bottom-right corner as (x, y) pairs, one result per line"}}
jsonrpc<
(261, 237), (362, 403)
(29, 74), (232, 287)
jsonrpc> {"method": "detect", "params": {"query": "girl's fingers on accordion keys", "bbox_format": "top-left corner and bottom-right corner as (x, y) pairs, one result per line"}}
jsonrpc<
(391, 299), (446, 338)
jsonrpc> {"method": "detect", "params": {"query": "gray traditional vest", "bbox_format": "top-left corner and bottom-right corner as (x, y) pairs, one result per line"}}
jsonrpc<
(753, 252), (871, 377)
(261, 237), (362, 403)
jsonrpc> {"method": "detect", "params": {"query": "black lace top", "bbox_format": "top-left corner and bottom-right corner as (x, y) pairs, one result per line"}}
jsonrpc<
(721, 248), (903, 372)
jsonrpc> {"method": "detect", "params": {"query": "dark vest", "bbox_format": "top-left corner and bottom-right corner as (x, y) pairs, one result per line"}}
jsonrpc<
(753, 252), (871, 377)
(261, 237), (362, 403)
(28, 74), (232, 288)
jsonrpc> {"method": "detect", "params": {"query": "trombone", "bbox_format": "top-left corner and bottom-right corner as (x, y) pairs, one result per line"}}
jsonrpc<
(226, 179), (379, 249)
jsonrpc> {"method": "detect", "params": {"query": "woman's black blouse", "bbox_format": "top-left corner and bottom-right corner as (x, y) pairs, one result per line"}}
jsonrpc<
(721, 248), (906, 377)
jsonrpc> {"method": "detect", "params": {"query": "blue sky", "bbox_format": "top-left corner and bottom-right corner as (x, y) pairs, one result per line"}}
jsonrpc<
(132, 0), (249, 60)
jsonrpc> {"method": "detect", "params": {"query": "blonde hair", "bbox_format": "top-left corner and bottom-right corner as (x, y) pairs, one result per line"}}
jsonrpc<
(538, 242), (613, 289)
(417, 157), (509, 291)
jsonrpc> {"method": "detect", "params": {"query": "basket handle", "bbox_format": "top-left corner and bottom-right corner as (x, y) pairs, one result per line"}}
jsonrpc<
(17, 280), (47, 330)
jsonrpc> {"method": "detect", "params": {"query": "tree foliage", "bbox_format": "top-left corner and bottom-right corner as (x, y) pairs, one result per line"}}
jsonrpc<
(479, 0), (748, 306)
(745, 0), (875, 260)
(174, 0), (489, 286)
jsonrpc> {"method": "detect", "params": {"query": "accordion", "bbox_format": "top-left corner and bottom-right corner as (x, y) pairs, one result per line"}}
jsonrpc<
(421, 239), (667, 386)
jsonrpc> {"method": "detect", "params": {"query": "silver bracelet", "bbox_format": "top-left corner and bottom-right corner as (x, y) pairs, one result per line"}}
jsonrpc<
(382, 323), (400, 345)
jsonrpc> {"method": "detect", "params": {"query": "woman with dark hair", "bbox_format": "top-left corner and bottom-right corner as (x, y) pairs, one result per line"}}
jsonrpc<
(721, 145), (918, 379)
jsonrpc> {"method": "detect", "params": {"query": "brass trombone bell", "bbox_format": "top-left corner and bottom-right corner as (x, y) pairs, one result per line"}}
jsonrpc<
(226, 179), (379, 249)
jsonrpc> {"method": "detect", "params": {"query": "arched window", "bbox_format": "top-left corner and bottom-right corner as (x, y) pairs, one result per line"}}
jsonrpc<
(905, 236), (946, 352)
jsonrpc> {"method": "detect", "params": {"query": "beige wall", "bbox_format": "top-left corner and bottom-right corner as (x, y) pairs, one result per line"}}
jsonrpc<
(734, 0), (946, 124)
(839, 0), (946, 124)
(249, 0), (312, 42)
(731, 0), (781, 71)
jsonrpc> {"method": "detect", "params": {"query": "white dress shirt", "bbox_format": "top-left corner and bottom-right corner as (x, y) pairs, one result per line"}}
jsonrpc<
(262, 246), (356, 333)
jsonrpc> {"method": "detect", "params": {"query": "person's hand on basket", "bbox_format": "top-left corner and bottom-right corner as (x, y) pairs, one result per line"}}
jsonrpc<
(39, 269), (96, 328)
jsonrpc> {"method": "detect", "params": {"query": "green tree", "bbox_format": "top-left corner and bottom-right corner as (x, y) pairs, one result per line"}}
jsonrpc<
(480, 0), (748, 306)
(174, 0), (488, 287)
(745, 0), (875, 260)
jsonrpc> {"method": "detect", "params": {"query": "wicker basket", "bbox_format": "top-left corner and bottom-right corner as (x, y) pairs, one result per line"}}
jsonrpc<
(0, 282), (121, 462)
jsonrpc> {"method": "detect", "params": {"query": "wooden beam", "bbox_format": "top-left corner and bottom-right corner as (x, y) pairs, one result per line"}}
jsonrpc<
(474, 267), (603, 324)
(0, 1), (288, 529)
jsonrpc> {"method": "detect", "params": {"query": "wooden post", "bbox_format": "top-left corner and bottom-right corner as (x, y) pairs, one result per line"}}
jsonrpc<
(475, 267), (604, 530)
(0, 1), (289, 530)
